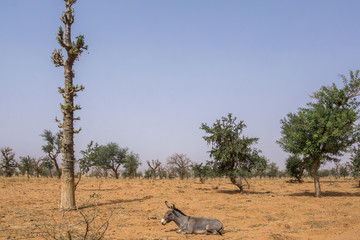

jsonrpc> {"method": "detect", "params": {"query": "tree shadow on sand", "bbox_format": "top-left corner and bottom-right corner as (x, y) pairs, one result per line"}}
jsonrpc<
(78, 195), (152, 210)
(218, 189), (272, 195)
(82, 187), (122, 192)
(289, 191), (360, 197)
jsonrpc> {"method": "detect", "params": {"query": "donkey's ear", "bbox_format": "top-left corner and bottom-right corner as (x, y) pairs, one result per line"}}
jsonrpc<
(165, 201), (171, 208)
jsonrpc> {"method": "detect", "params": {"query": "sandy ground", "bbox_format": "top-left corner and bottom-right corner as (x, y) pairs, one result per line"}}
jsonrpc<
(0, 176), (359, 240)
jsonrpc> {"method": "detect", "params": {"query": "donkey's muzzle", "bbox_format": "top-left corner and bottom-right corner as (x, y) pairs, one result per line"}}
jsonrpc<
(161, 219), (166, 225)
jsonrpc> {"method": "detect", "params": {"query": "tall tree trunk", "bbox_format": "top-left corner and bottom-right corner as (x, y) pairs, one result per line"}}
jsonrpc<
(60, 57), (76, 209)
(61, 62), (76, 203)
(230, 176), (243, 192)
(53, 0), (87, 210)
(311, 159), (321, 198)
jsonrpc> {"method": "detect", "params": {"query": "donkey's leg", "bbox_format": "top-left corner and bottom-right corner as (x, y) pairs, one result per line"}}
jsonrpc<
(177, 225), (192, 234)
(177, 229), (192, 235)
(205, 226), (220, 235)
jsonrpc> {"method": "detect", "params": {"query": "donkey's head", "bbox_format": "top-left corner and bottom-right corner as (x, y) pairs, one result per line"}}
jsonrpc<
(161, 201), (183, 225)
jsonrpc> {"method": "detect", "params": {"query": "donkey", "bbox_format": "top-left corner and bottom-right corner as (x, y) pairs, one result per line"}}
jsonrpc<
(161, 201), (224, 235)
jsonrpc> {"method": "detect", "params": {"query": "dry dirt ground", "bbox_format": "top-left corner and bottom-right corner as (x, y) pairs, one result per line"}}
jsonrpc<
(0, 177), (359, 240)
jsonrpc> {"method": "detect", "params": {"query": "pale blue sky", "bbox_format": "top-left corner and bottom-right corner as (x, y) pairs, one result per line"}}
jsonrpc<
(1, 0), (360, 170)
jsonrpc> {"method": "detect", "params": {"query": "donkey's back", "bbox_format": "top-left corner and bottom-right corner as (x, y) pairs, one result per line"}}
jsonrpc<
(188, 216), (224, 235)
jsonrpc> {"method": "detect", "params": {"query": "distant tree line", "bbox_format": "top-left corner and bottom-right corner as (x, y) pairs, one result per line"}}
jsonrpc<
(79, 141), (142, 179)
(0, 130), (143, 179)
(2, 70), (360, 199)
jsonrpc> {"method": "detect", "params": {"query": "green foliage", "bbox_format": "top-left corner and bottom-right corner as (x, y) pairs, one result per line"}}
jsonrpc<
(285, 156), (305, 182)
(349, 145), (360, 177)
(73, 35), (88, 58)
(41, 130), (62, 156)
(80, 142), (142, 179)
(18, 156), (35, 177)
(41, 156), (55, 177)
(251, 156), (268, 178)
(266, 162), (280, 178)
(201, 113), (263, 178)
(51, 49), (64, 67)
(144, 169), (152, 179)
(330, 168), (337, 178)
(339, 165), (350, 178)
(41, 129), (62, 178)
(158, 170), (167, 179)
(79, 141), (99, 174)
(91, 143), (127, 179)
(192, 163), (216, 183)
(123, 152), (141, 178)
(278, 70), (360, 196)
(318, 169), (330, 178)
(96, 143), (127, 168)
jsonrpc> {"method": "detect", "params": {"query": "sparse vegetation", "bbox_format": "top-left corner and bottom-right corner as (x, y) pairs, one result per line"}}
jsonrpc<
(1, 177), (359, 239)
(3, 1), (360, 239)
(36, 194), (112, 240)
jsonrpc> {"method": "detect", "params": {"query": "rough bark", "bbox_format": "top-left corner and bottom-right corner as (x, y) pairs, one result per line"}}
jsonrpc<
(61, 54), (76, 209)
(311, 159), (321, 198)
(53, 0), (87, 210)
(230, 175), (244, 192)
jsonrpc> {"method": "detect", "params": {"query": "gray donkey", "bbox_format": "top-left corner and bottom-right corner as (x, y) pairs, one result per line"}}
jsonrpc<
(161, 201), (224, 235)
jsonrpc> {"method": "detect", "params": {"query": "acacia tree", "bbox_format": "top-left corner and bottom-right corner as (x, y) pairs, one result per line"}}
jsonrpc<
(278, 70), (360, 197)
(123, 152), (141, 178)
(93, 143), (128, 179)
(41, 130), (62, 178)
(0, 147), (17, 177)
(166, 153), (192, 180)
(52, 0), (88, 209)
(201, 113), (262, 192)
